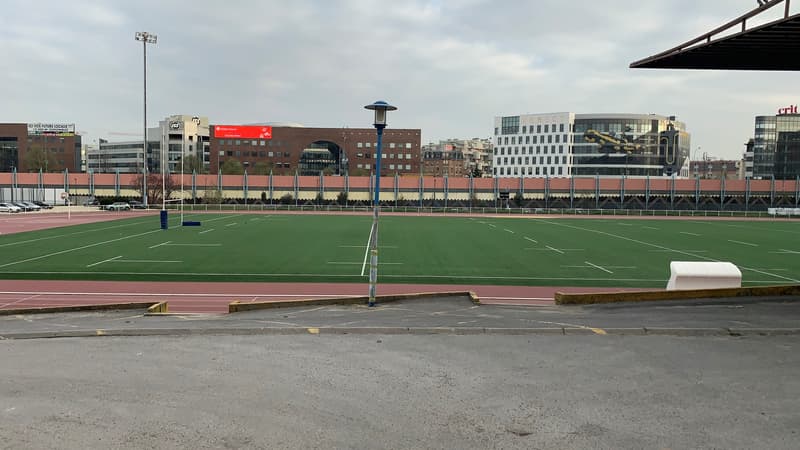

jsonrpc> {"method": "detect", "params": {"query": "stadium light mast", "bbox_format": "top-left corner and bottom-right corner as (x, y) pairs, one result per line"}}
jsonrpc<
(135, 31), (157, 208)
(364, 100), (397, 307)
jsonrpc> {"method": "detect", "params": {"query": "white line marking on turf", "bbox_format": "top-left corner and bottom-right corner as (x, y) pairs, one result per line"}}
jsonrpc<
(199, 229), (215, 234)
(545, 245), (564, 254)
(86, 256), (123, 268)
(225, 223), (238, 227)
(585, 261), (613, 274)
(339, 245), (398, 249)
(771, 249), (800, 254)
(728, 240), (758, 247)
(535, 219), (800, 284)
(617, 223), (633, 226)
(488, 224), (497, 228)
(114, 260), (183, 264)
(329, 262), (403, 265)
(360, 223), (375, 277)
(0, 229), (162, 269)
(504, 229), (515, 234)
(149, 241), (172, 249)
(164, 243), (222, 247)
(649, 249), (708, 253)
(0, 220), (156, 249)
(680, 232), (701, 236)
(643, 226), (660, 230)
(524, 237), (537, 244)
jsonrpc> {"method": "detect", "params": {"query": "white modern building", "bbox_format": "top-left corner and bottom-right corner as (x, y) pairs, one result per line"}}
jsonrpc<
(493, 112), (690, 178)
(86, 115), (210, 174)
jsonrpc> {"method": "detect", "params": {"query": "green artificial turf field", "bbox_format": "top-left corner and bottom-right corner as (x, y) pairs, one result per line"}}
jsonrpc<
(0, 213), (798, 287)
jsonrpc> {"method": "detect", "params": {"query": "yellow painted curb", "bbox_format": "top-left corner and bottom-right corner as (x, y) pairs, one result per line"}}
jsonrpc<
(0, 302), (159, 316)
(146, 302), (169, 314)
(555, 284), (800, 305)
(229, 291), (478, 313)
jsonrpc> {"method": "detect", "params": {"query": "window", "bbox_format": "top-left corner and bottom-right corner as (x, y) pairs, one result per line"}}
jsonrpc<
(550, 167), (555, 175)
(536, 167), (540, 175)
(389, 164), (395, 170)
(235, 140), (241, 145)
(558, 167), (563, 175)
(537, 125), (542, 133)
(366, 142), (371, 148)
(235, 151), (241, 157)
(559, 124), (565, 132)
(525, 157), (530, 164)
(268, 151), (274, 157)
(218, 150), (224, 156)
(511, 137), (516, 145)
(357, 142), (363, 148)
(562, 156), (567, 164)
(555, 135), (560, 143)
(547, 135), (552, 144)
(517, 157), (522, 165)
(405, 165), (411, 170)
(544, 124), (549, 133)
(525, 136), (530, 144)
(260, 140), (266, 146)
(390, 143), (396, 149)
(405, 143), (412, 149)
(259, 151), (266, 157)
(406, 153), (411, 159)
(547, 156), (552, 164)
(522, 126), (527, 133)
(528, 167), (533, 175)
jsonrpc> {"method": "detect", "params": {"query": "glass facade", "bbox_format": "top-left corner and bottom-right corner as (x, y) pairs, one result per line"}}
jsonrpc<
(572, 115), (690, 177)
(753, 116), (776, 179)
(0, 137), (19, 172)
(774, 115), (800, 179)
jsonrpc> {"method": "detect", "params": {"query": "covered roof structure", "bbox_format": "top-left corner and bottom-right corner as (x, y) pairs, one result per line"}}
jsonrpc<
(631, 0), (800, 70)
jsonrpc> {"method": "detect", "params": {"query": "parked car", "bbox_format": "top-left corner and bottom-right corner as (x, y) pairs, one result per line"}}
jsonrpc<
(31, 201), (53, 209)
(12, 201), (35, 211)
(20, 201), (42, 211)
(0, 202), (22, 213)
(105, 202), (131, 211)
(129, 200), (147, 209)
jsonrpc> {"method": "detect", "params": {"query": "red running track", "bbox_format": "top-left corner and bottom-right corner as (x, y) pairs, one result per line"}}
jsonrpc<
(0, 280), (658, 313)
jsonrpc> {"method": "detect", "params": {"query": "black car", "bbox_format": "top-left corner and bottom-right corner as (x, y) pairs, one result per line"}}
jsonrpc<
(129, 200), (147, 209)
(32, 201), (54, 209)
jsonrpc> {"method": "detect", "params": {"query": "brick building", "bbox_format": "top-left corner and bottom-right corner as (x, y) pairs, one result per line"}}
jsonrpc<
(0, 123), (82, 173)
(210, 125), (421, 176)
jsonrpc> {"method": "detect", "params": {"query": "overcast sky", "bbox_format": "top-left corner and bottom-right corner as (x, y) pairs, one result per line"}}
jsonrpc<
(1, 0), (797, 160)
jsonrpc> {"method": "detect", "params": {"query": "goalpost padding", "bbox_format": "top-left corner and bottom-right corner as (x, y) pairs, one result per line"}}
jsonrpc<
(666, 261), (742, 291)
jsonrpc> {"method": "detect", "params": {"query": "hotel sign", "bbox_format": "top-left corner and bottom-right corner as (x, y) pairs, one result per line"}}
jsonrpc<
(27, 123), (76, 135)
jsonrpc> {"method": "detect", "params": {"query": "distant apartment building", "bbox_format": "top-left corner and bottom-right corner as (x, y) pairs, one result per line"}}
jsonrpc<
(0, 122), (82, 173)
(751, 106), (800, 179)
(422, 138), (492, 177)
(688, 158), (741, 180)
(492, 112), (690, 178)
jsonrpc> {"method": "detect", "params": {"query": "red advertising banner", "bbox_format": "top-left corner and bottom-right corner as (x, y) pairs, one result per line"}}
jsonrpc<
(214, 125), (273, 139)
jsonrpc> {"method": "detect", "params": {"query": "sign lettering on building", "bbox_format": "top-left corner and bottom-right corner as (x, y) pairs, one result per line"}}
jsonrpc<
(777, 105), (798, 115)
(27, 123), (76, 135)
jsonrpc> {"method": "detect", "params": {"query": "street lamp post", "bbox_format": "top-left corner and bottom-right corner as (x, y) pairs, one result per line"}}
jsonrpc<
(135, 31), (157, 208)
(364, 100), (397, 307)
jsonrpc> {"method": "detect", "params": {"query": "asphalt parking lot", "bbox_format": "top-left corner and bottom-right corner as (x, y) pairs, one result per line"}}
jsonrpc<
(1, 297), (798, 449)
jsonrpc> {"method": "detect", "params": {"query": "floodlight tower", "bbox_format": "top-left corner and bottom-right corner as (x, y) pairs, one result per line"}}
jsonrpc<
(135, 31), (157, 208)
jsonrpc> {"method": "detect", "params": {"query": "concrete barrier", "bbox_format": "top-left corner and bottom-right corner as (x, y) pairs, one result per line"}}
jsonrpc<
(229, 291), (479, 313)
(555, 284), (800, 305)
(0, 302), (158, 316)
(666, 261), (741, 290)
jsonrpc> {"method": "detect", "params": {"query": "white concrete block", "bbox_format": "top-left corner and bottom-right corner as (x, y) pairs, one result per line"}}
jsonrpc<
(666, 261), (742, 291)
